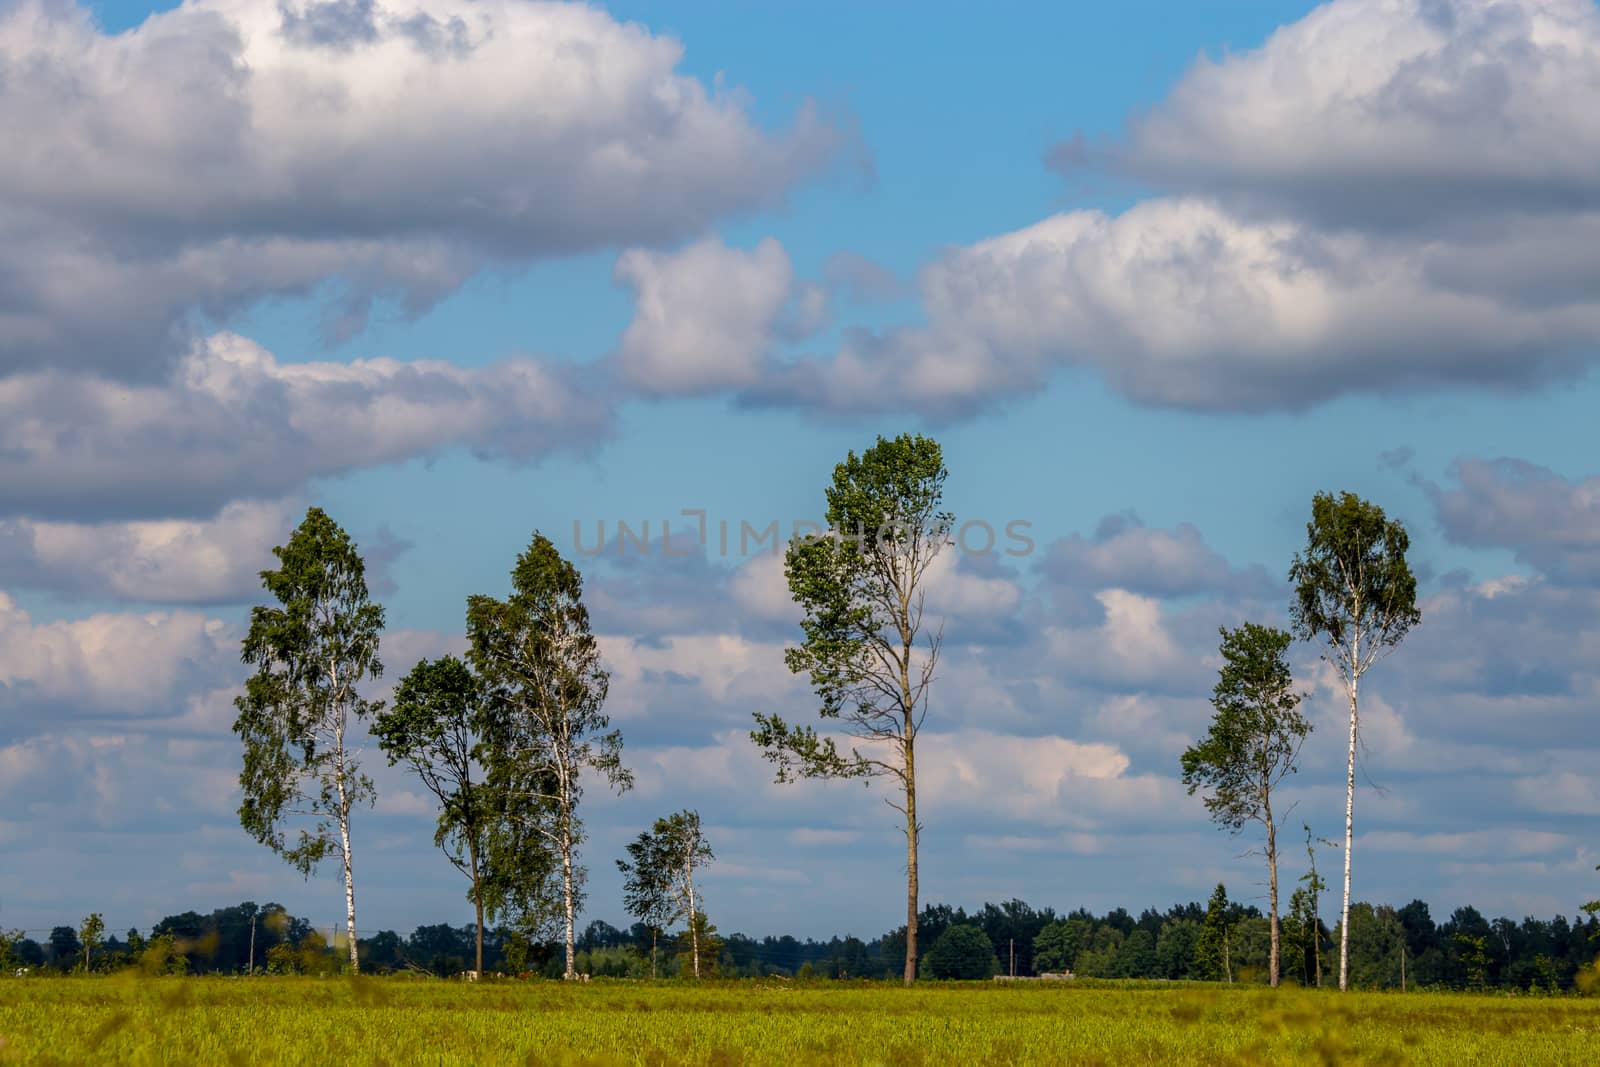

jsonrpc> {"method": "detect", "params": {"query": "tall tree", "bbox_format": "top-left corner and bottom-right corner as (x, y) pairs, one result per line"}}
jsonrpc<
(751, 433), (953, 985)
(1196, 884), (1234, 983)
(469, 532), (631, 980)
(1181, 623), (1311, 987)
(372, 655), (495, 975)
(235, 507), (384, 973)
(1289, 491), (1419, 991)
(79, 913), (104, 974)
(617, 830), (676, 979)
(617, 810), (715, 978)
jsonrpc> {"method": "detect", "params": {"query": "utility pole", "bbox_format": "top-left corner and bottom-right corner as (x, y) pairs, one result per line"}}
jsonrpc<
(1400, 939), (1406, 993)
(248, 914), (256, 976)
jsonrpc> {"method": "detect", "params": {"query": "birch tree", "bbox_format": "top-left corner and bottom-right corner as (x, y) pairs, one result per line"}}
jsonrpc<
(751, 433), (953, 985)
(372, 655), (494, 975)
(235, 507), (384, 973)
(1181, 623), (1310, 987)
(79, 914), (104, 974)
(469, 532), (630, 980)
(1289, 491), (1419, 992)
(618, 810), (715, 978)
(616, 830), (675, 979)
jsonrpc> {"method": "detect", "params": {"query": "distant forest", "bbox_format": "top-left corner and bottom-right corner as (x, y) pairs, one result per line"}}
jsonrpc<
(9, 892), (1598, 992)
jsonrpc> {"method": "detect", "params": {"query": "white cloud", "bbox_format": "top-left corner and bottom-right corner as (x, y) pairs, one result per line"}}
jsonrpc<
(0, 592), (234, 723)
(0, 332), (611, 519)
(0, 498), (302, 601)
(1427, 457), (1600, 582)
(1106, 0), (1600, 228)
(615, 237), (799, 394)
(0, 0), (840, 375)
(760, 198), (1600, 414)
(745, 0), (1600, 417)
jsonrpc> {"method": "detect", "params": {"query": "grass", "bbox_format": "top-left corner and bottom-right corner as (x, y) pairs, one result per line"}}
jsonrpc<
(1, 977), (1597, 1065)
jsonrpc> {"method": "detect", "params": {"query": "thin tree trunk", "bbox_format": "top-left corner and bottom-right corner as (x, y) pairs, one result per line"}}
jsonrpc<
(903, 735), (919, 986)
(469, 840), (484, 976)
(1266, 797), (1280, 988)
(651, 929), (658, 980)
(1340, 667), (1359, 993)
(336, 708), (360, 974)
(687, 856), (700, 979)
(562, 814), (576, 980)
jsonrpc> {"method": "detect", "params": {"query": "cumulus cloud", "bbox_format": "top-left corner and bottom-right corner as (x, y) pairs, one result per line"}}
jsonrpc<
(614, 238), (800, 394)
(0, 593), (235, 733)
(1097, 0), (1600, 229)
(755, 198), (1600, 415)
(0, 498), (300, 602)
(0, 0), (841, 376)
(1425, 457), (1600, 582)
(0, 332), (612, 520)
(1040, 511), (1273, 599)
(747, 0), (1600, 417)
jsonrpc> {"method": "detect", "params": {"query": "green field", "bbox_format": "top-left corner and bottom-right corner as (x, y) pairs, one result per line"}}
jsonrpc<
(1, 978), (1596, 1065)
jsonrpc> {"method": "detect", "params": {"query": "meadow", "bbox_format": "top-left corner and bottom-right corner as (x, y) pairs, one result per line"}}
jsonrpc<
(1, 978), (1597, 1066)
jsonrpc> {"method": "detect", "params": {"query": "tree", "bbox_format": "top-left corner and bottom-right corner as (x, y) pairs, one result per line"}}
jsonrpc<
(674, 912), (724, 977)
(617, 830), (674, 979)
(1196, 885), (1234, 982)
(48, 926), (81, 971)
(1298, 824), (1333, 987)
(1289, 491), (1419, 992)
(469, 532), (631, 980)
(234, 507), (384, 972)
(79, 913), (104, 974)
(751, 433), (953, 985)
(1032, 920), (1079, 974)
(372, 655), (495, 975)
(1181, 623), (1311, 988)
(618, 810), (715, 978)
(921, 924), (996, 980)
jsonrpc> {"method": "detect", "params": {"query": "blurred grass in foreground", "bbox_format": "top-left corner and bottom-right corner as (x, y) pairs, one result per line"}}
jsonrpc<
(1, 976), (1597, 1065)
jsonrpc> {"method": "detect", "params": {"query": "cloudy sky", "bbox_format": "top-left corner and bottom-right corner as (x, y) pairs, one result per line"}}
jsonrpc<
(3, 0), (1598, 942)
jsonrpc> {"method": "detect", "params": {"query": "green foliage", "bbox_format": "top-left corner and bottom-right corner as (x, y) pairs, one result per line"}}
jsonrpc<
(1031, 920), (1079, 974)
(750, 433), (952, 986)
(920, 924), (996, 980)
(79, 913), (104, 974)
(1289, 491), (1420, 667)
(372, 655), (495, 969)
(754, 433), (953, 783)
(0, 927), (25, 970)
(673, 913), (725, 978)
(1196, 885), (1234, 982)
(1181, 623), (1310, 832)
(139, 932), (191, 976)
(617, 810), (715, 978)
(1454, 932), (1490, 992)
(233, 507), (384, 876)
(1345, 904), (1407, 990)
(468, 532), (630, 961)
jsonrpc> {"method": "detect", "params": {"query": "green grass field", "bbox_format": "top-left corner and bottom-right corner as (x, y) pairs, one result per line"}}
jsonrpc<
(1, 978), (1597, 1065)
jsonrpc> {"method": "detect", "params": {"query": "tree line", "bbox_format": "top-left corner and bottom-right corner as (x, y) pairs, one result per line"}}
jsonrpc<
(6, 892), (1597, 992)
(32, 431), (1588, 987)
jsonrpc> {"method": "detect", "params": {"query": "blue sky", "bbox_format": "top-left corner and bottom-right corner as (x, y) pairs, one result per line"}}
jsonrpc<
(2, 0), (1598, 943)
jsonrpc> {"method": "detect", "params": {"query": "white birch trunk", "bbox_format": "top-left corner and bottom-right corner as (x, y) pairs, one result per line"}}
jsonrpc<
(562, 816), (576, 980)
(335, 707), (360, 974)
(1339, 634), (1360, 993)
(687, 856), (699, 978)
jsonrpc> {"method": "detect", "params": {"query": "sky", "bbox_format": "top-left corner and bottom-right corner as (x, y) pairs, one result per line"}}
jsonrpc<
(2, 0), (1599, 943)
